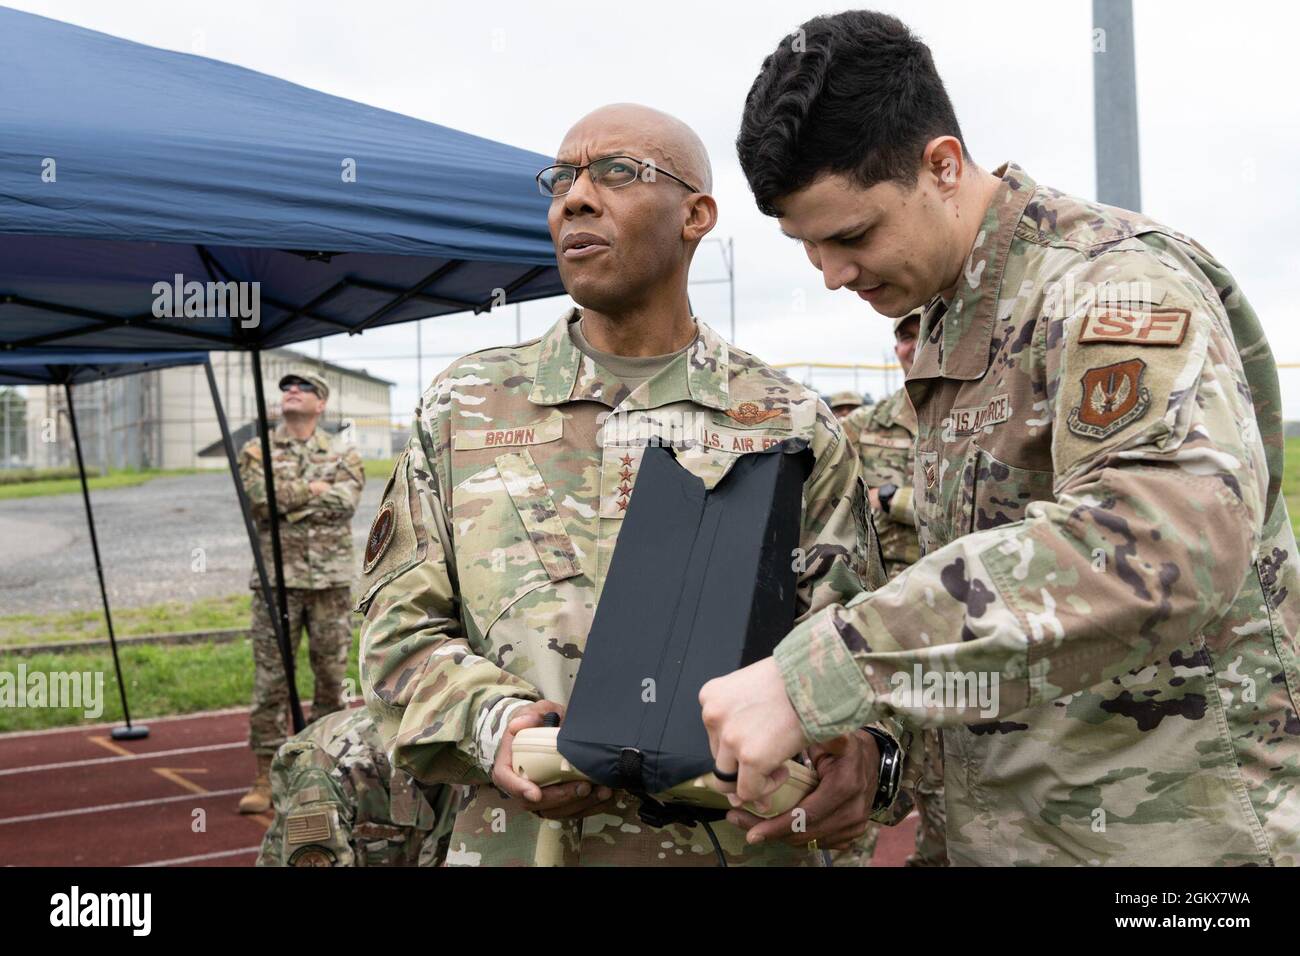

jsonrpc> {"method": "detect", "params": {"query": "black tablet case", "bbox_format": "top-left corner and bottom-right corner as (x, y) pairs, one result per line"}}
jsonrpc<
(557, 438), (813, 798)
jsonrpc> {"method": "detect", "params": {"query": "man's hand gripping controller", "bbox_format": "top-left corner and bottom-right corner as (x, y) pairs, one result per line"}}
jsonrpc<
(512, 713), (816, 818)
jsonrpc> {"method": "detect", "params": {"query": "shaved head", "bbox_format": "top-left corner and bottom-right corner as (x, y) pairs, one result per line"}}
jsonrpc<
(546, 103), (717, 330)
(557, 103), (712, 194)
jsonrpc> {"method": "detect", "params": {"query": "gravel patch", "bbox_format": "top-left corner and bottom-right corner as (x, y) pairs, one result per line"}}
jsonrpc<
(0, 471), (386, 615)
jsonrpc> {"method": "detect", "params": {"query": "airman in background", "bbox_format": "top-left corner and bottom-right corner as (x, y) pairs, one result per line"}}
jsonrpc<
(843, 311), (946, 866)
(257, 706), (453, 866)
(237, 368), (364, 814)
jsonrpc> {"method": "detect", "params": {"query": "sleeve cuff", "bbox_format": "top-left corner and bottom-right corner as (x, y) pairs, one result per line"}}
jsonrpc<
(278, 480), (312, 512)
(773, 606), (879, 742)
(473, 697), (533, 776)
(889, 485), (916, 527)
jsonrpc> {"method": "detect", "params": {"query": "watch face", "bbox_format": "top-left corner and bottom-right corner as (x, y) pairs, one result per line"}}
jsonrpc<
(864, 728), (902, 813)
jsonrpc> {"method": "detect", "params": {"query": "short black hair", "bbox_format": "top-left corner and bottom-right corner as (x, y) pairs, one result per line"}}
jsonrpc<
(737, 10), (968, 216)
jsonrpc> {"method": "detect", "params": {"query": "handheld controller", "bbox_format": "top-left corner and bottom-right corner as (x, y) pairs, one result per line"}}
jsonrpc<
(512, 724), (816, 819)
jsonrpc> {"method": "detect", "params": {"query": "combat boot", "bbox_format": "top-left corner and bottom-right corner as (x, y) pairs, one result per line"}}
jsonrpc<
(237, 754), (273, 814)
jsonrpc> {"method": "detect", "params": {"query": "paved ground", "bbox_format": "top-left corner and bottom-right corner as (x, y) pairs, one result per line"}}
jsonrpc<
(0, 706), (918, 867)
(0, 470), (386, 614)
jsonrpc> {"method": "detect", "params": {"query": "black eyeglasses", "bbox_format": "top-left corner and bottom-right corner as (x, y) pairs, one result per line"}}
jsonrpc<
(280, 381), (317, 394)
(536, 155), (700, 198)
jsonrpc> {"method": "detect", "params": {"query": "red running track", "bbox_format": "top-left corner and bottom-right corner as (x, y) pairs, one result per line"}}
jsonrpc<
(0, 707), (918, 867)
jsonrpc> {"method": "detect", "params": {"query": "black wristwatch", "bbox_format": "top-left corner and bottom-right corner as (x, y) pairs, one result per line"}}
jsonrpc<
(877, 482), (899, 514)
(862, 727), (903, 814)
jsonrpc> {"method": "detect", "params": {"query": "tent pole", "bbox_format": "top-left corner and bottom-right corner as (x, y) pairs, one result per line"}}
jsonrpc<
(250, 348), (305, 733)
(64, 382), (148, 741)
(203, 359), (299, 725)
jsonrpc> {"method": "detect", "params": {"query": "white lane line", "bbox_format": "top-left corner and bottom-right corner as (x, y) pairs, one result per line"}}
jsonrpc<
(0, 741), (246, 776)
(134, 846), (263, 868)
(0, 787), (247, 826)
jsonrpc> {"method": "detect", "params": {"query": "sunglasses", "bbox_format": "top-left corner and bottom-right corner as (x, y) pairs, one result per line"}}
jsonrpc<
(280, 381), (317, 394)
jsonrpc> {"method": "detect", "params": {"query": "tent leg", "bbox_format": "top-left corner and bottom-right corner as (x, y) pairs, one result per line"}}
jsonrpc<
(250, 349), (305, 734)
(203, 359), (302, 735)
(63, 383), (148, 741)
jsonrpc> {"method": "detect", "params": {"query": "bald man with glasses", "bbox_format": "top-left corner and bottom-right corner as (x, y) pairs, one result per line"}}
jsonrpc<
(358, 104), (906, 866)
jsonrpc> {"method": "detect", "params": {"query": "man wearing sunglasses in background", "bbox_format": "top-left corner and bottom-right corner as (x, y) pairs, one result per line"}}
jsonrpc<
(358, 103), (905, 866)
(236, 368), (365, 815)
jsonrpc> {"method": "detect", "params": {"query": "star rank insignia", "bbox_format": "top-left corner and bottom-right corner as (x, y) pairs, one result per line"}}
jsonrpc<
(616, 453), (635, 511)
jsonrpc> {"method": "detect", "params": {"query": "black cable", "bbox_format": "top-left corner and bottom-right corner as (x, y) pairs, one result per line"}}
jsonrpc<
(699, 820), (727, 868)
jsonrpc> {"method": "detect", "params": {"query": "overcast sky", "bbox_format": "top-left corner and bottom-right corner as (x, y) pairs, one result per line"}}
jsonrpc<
(11, 0), (1300, 422)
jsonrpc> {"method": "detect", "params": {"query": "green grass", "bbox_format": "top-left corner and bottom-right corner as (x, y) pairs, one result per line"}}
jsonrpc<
(0, 594), (252, 648)
(0, 466), (81, 486)
(0, 629), (362, 733)
(0, 466), (199, 500)
(2, 460), (394, 501)
(363, 457), (396, 481)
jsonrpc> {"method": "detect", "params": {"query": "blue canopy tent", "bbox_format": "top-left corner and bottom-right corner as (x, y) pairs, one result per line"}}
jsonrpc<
(0, 7), (566, 732)
(0, 350), (250, 741)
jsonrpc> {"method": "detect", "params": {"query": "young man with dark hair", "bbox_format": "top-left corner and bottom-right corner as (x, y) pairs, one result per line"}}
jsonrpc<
(702, 10), (1300, 866)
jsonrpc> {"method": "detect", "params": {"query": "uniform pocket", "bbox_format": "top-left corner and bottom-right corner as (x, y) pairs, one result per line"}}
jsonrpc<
(964, 446), (1056, 535)
(452, 448), (581, 638)
(353, 822), (416, 867)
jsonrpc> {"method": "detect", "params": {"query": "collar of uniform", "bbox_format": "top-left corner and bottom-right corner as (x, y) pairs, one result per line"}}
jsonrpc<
(683, 318), (730, 410)
(619, 316), (730, 413)
(914, 162), (1037, 382)
(527, 307), (730, 411)
(875, 385), (917, 435)
(272, 422), (326, 449)
(527, 310), (608, 408)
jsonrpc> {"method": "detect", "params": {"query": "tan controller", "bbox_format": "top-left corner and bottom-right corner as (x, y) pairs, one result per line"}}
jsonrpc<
(512, 727), (816, 818)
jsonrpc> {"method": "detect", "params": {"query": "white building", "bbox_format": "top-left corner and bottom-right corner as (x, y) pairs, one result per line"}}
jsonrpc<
(23, 347), (394, 471)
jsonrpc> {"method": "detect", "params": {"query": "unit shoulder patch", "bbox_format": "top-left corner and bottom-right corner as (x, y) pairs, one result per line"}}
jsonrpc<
(287, 845), (338, 867)
(1067, 359), (1151, 440)
(364, 502), (396, 572)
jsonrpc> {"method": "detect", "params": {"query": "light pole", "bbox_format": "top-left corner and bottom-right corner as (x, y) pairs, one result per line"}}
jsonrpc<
(1093, 0), (1141, 211)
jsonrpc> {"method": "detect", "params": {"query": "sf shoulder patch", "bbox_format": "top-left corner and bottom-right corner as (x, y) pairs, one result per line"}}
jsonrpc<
(363, 502), (396, 573)
(287, 845), (338, 867)
(1078, 306), (1190, 346)
(1067, 359), (1151, 440)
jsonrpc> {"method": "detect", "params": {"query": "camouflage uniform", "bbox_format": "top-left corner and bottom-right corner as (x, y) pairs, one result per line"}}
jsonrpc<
(240, 421), (365, 757)
(773, 163), (1300, 866)
(843, 387), (921, 579)
(843, 387), (947, 866)
(257, 706), (453, 866)
(359, 309), (888, 866)
(828, 390), (865, 416)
